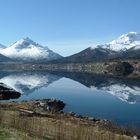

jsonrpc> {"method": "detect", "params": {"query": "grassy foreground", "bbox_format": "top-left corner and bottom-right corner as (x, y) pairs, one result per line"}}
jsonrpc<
(0, 100), (138, 140)
(0, 125), (39, 140)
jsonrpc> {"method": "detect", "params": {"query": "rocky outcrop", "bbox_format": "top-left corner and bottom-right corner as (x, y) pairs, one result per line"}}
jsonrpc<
(22, 99), (65, 114)
(0, 83), (21, 100)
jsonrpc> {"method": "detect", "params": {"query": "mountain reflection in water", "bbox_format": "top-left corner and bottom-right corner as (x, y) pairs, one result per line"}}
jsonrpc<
(55, 72), (140, 104)
(0, 71), (61, 95)
(0, 71), (140, 129)
(0, 71), (140, 104)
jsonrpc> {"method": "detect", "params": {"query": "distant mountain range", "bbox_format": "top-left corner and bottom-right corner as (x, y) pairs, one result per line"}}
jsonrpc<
(0, 38), (62, 62)
(0, 32), (140, 63)
(51, 32), (140, 63)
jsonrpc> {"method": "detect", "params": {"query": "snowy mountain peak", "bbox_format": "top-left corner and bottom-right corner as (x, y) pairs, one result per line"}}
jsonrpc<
(0, 38), (62, 61)
(11, 37), (47, 50)
(110, 32), (140, 45)
(99, 32), (140, 51)
(24, 37), (34, 41)
(91, 32), (140, 52)
(19, 37), (36, 44)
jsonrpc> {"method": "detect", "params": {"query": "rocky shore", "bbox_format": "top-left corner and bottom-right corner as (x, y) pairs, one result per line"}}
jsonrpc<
(0, 60), (140, 78)
(0, 99), (139, 140)
(0, 83), (21, 100)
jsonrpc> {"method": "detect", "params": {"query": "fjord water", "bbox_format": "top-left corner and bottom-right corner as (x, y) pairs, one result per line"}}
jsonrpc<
(1, 71), (140, 130)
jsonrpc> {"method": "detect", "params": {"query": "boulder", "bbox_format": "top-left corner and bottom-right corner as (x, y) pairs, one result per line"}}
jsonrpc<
(0, 83), (21, 100)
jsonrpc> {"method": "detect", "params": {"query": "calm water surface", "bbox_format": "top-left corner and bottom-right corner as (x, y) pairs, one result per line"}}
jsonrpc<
(0, 71), (140, 130)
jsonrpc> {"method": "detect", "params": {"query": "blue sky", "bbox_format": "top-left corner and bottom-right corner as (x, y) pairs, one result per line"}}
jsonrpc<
(0, 0), (140, 56)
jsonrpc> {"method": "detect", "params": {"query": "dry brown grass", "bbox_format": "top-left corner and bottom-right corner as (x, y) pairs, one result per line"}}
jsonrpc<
(0, 109), (135, 140)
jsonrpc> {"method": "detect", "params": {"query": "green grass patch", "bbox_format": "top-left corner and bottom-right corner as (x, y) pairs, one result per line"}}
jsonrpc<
(0, 127), (12, 140)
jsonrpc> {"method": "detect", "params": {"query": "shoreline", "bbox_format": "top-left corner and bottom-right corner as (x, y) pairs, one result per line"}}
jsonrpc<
(0, 60), (140, 79)
(0, 99), (139, 140)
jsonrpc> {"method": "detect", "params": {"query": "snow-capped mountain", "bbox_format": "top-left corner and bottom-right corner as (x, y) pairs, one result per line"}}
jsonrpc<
(0, 72), (61, 95)
(54, 32), (140, 63)
(0, 37), (62, 62)
(92, 32), (140, 59)
(103, 32), (140, 51)
(0, 32), (140, 63)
